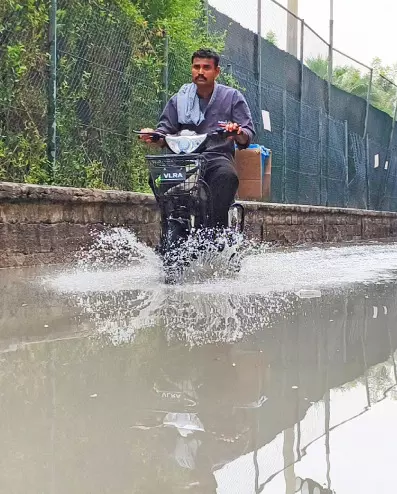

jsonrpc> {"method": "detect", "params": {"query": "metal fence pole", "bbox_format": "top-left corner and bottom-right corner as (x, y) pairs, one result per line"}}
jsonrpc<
(387, 101), (397, 154)
(297, 19), (305, 203)
(325, 1), (334, 207)
(47, 0), (57, 176)
(163, 31), (169, 107)
(344, 120), (349, 207)
(327, 0), (333, 120)
(378, 99), (397, 209)
(282, 90), (287, 203)
(363, 69), (373, 138)
(299, 20), (305, 90)
(365, 133), (370, 209)
(319, 109), (323, 205)
(257, 0), (262, 114)
(328, 0), (334, 93)
(203, 0), (209, 35)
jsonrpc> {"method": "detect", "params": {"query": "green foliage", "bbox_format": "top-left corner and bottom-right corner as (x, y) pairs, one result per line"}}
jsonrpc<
(0, 0), (50, 183)
(133, 0), (226, 94)
(305, 56), (328, 80)
(306, 55), (397, 117)
(0, 0), (245, 190)
(2, 0), (397, 191)
(52, 0), (162, 190)
(0, 0), (228, 190)
(219, 71), (245, 93)
(265, 30), (278, 46)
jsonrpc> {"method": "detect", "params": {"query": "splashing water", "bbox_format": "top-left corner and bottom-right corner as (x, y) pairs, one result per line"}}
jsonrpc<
(49, 228), (397, 297)
(44, 228), (397, 347)
(44, 227), (291, 345)
(162, 227), (247, 284)
(76, 227), (160, 271)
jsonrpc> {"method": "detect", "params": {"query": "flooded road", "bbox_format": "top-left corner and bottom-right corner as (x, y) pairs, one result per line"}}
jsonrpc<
(2, 231), (397, 493)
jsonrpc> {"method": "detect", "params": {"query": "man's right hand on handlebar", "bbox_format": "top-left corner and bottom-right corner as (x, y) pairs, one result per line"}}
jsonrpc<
(139, 128), (157, 145)
(139, 128), (166, 148)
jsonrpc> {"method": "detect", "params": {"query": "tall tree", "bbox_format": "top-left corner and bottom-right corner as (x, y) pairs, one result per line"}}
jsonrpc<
(306, 55), (397, 116)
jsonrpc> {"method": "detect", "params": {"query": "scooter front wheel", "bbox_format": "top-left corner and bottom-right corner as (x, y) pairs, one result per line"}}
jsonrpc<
(162, 219), (189, 284)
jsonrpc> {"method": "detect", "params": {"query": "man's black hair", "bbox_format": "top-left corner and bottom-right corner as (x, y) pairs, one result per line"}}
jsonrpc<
(191, 48), (220, 67)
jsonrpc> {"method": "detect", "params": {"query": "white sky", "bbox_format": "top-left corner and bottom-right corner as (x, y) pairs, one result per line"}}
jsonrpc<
(209, 0), (397, 67)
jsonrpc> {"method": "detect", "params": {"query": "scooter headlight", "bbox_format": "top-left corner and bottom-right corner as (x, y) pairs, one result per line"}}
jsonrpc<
(165, 134), (208, 154)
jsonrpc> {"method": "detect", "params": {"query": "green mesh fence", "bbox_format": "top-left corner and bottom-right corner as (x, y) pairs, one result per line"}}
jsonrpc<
(209, 0), (397, 210)
(54, 0), (162, 191)
(2, 0), (397, 211)
(0, 0), (50, 184)
(1, 0), (163, 192)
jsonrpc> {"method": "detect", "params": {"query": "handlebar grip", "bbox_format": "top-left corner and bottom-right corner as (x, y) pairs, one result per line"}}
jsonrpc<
(214, 128), (241, 138)
(149, 134), (162, 143)
(133, 130), (164, 142)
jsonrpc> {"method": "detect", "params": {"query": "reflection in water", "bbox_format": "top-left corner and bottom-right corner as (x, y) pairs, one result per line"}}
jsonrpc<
(2, 238), (397, 492)
(75, 288), (293, 346)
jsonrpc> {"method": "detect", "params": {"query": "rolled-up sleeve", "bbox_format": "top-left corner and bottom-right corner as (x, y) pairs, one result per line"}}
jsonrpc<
(156, 95), (181, 135)
(232, 90), (255, 149)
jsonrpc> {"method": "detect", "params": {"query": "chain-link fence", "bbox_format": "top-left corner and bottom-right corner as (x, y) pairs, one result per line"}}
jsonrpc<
(1, 0), (397, 211)
(210, 0), (397, 210)
(1, 0), (163, 192)
(0, 0), (50, 184)
(55, 0), (166, 191)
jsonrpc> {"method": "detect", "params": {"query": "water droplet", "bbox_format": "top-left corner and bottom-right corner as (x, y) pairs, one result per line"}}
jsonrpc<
(296, 289), (322, 299)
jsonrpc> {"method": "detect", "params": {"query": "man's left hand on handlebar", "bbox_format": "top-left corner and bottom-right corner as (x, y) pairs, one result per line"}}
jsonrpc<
(219, 121), (249, 146)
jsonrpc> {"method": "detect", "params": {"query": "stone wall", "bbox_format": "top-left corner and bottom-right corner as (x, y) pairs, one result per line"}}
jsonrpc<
(1, 182), (397, 268)
(0, 182), (160, 268)
(244, 202), (397, 243)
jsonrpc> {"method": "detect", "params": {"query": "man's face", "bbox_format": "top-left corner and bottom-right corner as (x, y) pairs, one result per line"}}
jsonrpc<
(191, 57), (220, 87)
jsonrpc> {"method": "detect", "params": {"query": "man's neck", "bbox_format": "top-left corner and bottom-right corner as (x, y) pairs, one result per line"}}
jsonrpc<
(196, 84), (215, 99)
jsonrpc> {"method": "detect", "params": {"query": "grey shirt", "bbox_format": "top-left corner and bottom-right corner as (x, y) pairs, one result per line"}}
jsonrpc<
(156, 83), (255, 163)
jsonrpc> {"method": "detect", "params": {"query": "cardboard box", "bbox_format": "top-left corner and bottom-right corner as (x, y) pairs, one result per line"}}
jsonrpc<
(234, 146), (272, 201)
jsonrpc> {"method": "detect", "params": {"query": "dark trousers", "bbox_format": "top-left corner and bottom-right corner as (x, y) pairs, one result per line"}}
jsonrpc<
(204, 156), (239, 228)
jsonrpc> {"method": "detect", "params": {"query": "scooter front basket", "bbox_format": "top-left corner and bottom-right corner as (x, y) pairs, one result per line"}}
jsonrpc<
(146, 154), (206, 197)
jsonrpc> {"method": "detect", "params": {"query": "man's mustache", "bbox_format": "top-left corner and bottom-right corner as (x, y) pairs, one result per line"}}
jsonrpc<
(196, 75), (207, 80)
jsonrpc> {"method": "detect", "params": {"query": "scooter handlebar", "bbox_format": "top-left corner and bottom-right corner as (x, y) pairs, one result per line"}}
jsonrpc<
(133, 126), (241, 141)
(132, 130), (166, 142)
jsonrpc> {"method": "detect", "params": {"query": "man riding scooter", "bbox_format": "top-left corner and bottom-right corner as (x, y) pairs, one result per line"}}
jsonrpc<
(140, 47), (255, 229)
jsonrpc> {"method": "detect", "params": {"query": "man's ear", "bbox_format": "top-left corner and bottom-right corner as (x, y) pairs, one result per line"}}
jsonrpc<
(215, 66), (221, 79)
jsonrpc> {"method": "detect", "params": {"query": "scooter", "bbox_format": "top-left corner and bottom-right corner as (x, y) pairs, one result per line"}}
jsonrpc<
(135, 127), (245, 284)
